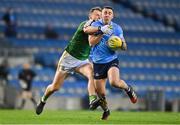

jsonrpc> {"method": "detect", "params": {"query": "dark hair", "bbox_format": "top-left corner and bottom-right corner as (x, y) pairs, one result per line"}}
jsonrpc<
(102, 6), (114, 11)
(89, 6), (102, 14)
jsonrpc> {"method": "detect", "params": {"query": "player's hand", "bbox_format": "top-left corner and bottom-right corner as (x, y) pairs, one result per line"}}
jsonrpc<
(100, 25), (113, 35)
(121, 41), (127, 50)
(84, 19), (94, 28)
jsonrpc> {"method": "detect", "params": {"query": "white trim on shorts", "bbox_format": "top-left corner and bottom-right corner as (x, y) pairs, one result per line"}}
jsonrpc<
(58, 50), (89, 73)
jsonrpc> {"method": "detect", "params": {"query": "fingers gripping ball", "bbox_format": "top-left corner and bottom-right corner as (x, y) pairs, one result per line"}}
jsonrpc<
(107, 36), (122, 50)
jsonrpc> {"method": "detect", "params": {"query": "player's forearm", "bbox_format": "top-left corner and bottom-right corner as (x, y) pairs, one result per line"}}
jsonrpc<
(89, 35), (103, 46)
(121, 39), (127, 50)
(83, 26), (99, 34)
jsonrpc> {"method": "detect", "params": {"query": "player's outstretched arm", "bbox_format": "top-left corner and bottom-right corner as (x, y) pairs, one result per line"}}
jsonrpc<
(84, 24), (113, 35)
(83, 20), (99, 34)
(83, 26), (99, 34)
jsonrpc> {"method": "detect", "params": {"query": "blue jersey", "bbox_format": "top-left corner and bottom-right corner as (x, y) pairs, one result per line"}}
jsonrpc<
(91, 19), (124, 63)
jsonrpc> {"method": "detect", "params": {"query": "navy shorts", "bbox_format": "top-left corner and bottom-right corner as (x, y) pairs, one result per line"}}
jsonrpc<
(93, 58), (119, 79)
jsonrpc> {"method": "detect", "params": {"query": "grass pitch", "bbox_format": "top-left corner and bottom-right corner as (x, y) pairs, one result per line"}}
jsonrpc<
(0, 109), (179, 124)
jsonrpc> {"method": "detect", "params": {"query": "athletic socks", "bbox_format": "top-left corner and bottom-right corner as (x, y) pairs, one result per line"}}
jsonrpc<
(41, 95), (48, 103)
(99, 96), (109, 112)
(89, 95), (97, 104)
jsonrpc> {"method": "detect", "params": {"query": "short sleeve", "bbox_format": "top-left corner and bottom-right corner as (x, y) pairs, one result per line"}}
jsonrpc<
(91, 21), (101, 27)
(115, 25), (124, 39)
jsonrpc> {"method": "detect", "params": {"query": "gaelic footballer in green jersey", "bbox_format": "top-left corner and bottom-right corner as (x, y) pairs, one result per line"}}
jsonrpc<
(36, 7), (102, 115)
(65, 21), (91, 61)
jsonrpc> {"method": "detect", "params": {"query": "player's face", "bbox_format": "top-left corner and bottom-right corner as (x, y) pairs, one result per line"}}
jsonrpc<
(90, 10), (101, 21)
(102, 8), (113, 24)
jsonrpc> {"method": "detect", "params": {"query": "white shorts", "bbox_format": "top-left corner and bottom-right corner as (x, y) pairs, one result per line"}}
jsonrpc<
(57, 51), (90, 73)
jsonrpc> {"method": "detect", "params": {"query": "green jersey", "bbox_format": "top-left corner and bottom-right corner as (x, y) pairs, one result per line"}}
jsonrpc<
(65, 21), (91, 60)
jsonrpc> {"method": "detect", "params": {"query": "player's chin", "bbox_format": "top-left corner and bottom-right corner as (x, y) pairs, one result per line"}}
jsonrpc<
(104, 18), (110, 23)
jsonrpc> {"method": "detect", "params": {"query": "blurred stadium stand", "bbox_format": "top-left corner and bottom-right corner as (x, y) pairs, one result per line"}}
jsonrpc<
(0, 0), (180, 111)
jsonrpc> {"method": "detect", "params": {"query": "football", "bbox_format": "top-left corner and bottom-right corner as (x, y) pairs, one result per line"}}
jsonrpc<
(107, 35), (123, 50)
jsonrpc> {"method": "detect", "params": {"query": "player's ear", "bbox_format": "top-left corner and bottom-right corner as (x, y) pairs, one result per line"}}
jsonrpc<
(111, 13), (114, 19)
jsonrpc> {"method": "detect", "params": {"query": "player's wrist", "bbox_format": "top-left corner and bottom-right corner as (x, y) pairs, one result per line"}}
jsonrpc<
(121, 42), (127, 50)
(98, 26), (103, 34)
(99, 25), (113, 35)
(98, 26), (101, 31)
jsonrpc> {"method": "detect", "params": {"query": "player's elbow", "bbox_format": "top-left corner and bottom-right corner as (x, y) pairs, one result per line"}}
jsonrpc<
(83, 26), (94, 34)
(89, 41), (95, 46)
(89, 38), (98, 46)
(88, 36), (95, 46)
(83, 27), (89, 33)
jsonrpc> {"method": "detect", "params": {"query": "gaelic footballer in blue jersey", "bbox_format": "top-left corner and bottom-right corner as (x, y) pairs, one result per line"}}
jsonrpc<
(88, 6), (137, 120)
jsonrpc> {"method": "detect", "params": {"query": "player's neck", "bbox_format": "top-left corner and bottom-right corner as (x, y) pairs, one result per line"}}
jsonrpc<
(102, 20), (111, 25)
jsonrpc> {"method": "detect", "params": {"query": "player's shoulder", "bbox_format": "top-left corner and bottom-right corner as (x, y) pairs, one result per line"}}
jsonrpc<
(112, 21), (122, 30)
(111, 21), (124, 36)
(77, 20), (88, 30)
(93, 19), (102, 24)
(79, 20), (87, 26)
(91, 19), (103, 26)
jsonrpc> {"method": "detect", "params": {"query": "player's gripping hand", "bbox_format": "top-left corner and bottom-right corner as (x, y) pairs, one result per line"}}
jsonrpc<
(99, 25), (113, 35)
(121, 41), (127, 50)
(84, 19), (94, 28)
